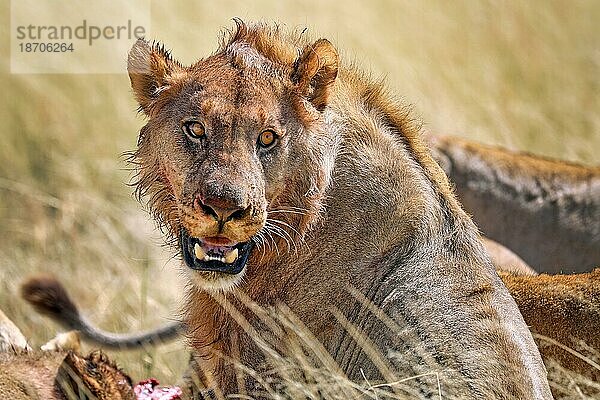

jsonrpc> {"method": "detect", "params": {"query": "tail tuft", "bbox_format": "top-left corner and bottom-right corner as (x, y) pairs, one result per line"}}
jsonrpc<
(21, 275), (80, 323)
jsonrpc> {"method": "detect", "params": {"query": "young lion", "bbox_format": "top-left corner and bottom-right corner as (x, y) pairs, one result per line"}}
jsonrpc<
(117, 20), (552, 398)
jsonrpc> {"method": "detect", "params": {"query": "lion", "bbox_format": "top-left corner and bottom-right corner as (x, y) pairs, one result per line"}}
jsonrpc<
(428, 134), (600, 274)
(25, 20), (555, 398)
(123, 20), (552, 398)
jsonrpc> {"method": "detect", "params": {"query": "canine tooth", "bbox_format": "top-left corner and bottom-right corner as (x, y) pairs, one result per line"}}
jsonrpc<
(224, 248), (239, 264)
(194, 243), (207, 260)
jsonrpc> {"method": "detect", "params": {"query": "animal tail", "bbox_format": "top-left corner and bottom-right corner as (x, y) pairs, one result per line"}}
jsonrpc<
(20, 275), (184, 349)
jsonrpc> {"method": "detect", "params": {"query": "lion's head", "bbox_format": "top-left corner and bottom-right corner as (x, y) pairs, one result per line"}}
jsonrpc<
(128, 22), (339, 291)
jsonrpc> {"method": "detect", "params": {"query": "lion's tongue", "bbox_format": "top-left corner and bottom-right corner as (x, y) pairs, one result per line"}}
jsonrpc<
(194, 243), (239, 264)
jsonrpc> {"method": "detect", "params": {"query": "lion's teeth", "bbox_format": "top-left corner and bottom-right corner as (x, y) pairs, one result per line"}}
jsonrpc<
(194, 243), (207, 260)
(203, 255), (226, 262)
(224, 248), (239, 264)
(196, 243), (238, 264)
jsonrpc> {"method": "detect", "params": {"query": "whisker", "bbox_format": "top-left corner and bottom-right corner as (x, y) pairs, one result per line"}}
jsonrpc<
(262, 226), (281, 256)
(277, 206), (309, 212)
(265, 223), (293, 255)
(266, 219), (298, 255)
(269, 205), (310, 214)
(267, 217), (302, 238)
(265, 222), (295, 255)
(267, 216), (311, 256)
(268, 209), (307, 216)
(253, 231), (268, 262)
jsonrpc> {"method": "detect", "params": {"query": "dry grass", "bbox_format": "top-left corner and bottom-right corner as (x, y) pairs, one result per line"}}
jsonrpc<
(180, 294), (600, 399)
(0, 0), (598, 397)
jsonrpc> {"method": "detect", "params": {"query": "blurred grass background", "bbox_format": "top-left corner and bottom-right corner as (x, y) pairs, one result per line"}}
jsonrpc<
(0, 0), (599, 387)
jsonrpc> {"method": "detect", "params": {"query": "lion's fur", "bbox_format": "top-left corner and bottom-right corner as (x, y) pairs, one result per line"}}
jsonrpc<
(501, 269), (600, 382)
(122, 21), (552, 398)
(428, 134), (600, 274)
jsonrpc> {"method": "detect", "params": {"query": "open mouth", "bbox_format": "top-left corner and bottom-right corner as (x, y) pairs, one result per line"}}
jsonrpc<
(181, 229), (253, 275)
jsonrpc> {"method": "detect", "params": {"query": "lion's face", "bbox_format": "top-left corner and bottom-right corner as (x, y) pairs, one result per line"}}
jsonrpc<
(127, 30), (338, 291)
(145, 62), (300, 290)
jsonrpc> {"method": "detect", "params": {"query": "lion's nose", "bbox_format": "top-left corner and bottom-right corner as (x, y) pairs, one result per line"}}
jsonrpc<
(194, 195), (250, 222)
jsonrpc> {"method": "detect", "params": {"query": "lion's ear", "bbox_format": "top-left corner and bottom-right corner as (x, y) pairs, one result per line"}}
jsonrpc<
(127, 39), (177, 114)
(292, 39), (339, 111)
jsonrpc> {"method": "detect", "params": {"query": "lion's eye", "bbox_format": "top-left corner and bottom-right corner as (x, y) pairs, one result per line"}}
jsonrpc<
(258, 130), (277, 148)
(182, 121), (205, 139)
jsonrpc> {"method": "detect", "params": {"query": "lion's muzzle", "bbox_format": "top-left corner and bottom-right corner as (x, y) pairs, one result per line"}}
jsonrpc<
(177, 163), (266, 279)
(181, 229), (254, 275)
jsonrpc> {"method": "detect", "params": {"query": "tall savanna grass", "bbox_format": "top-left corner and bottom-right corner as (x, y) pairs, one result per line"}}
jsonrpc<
(0, 0), (598, 397)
